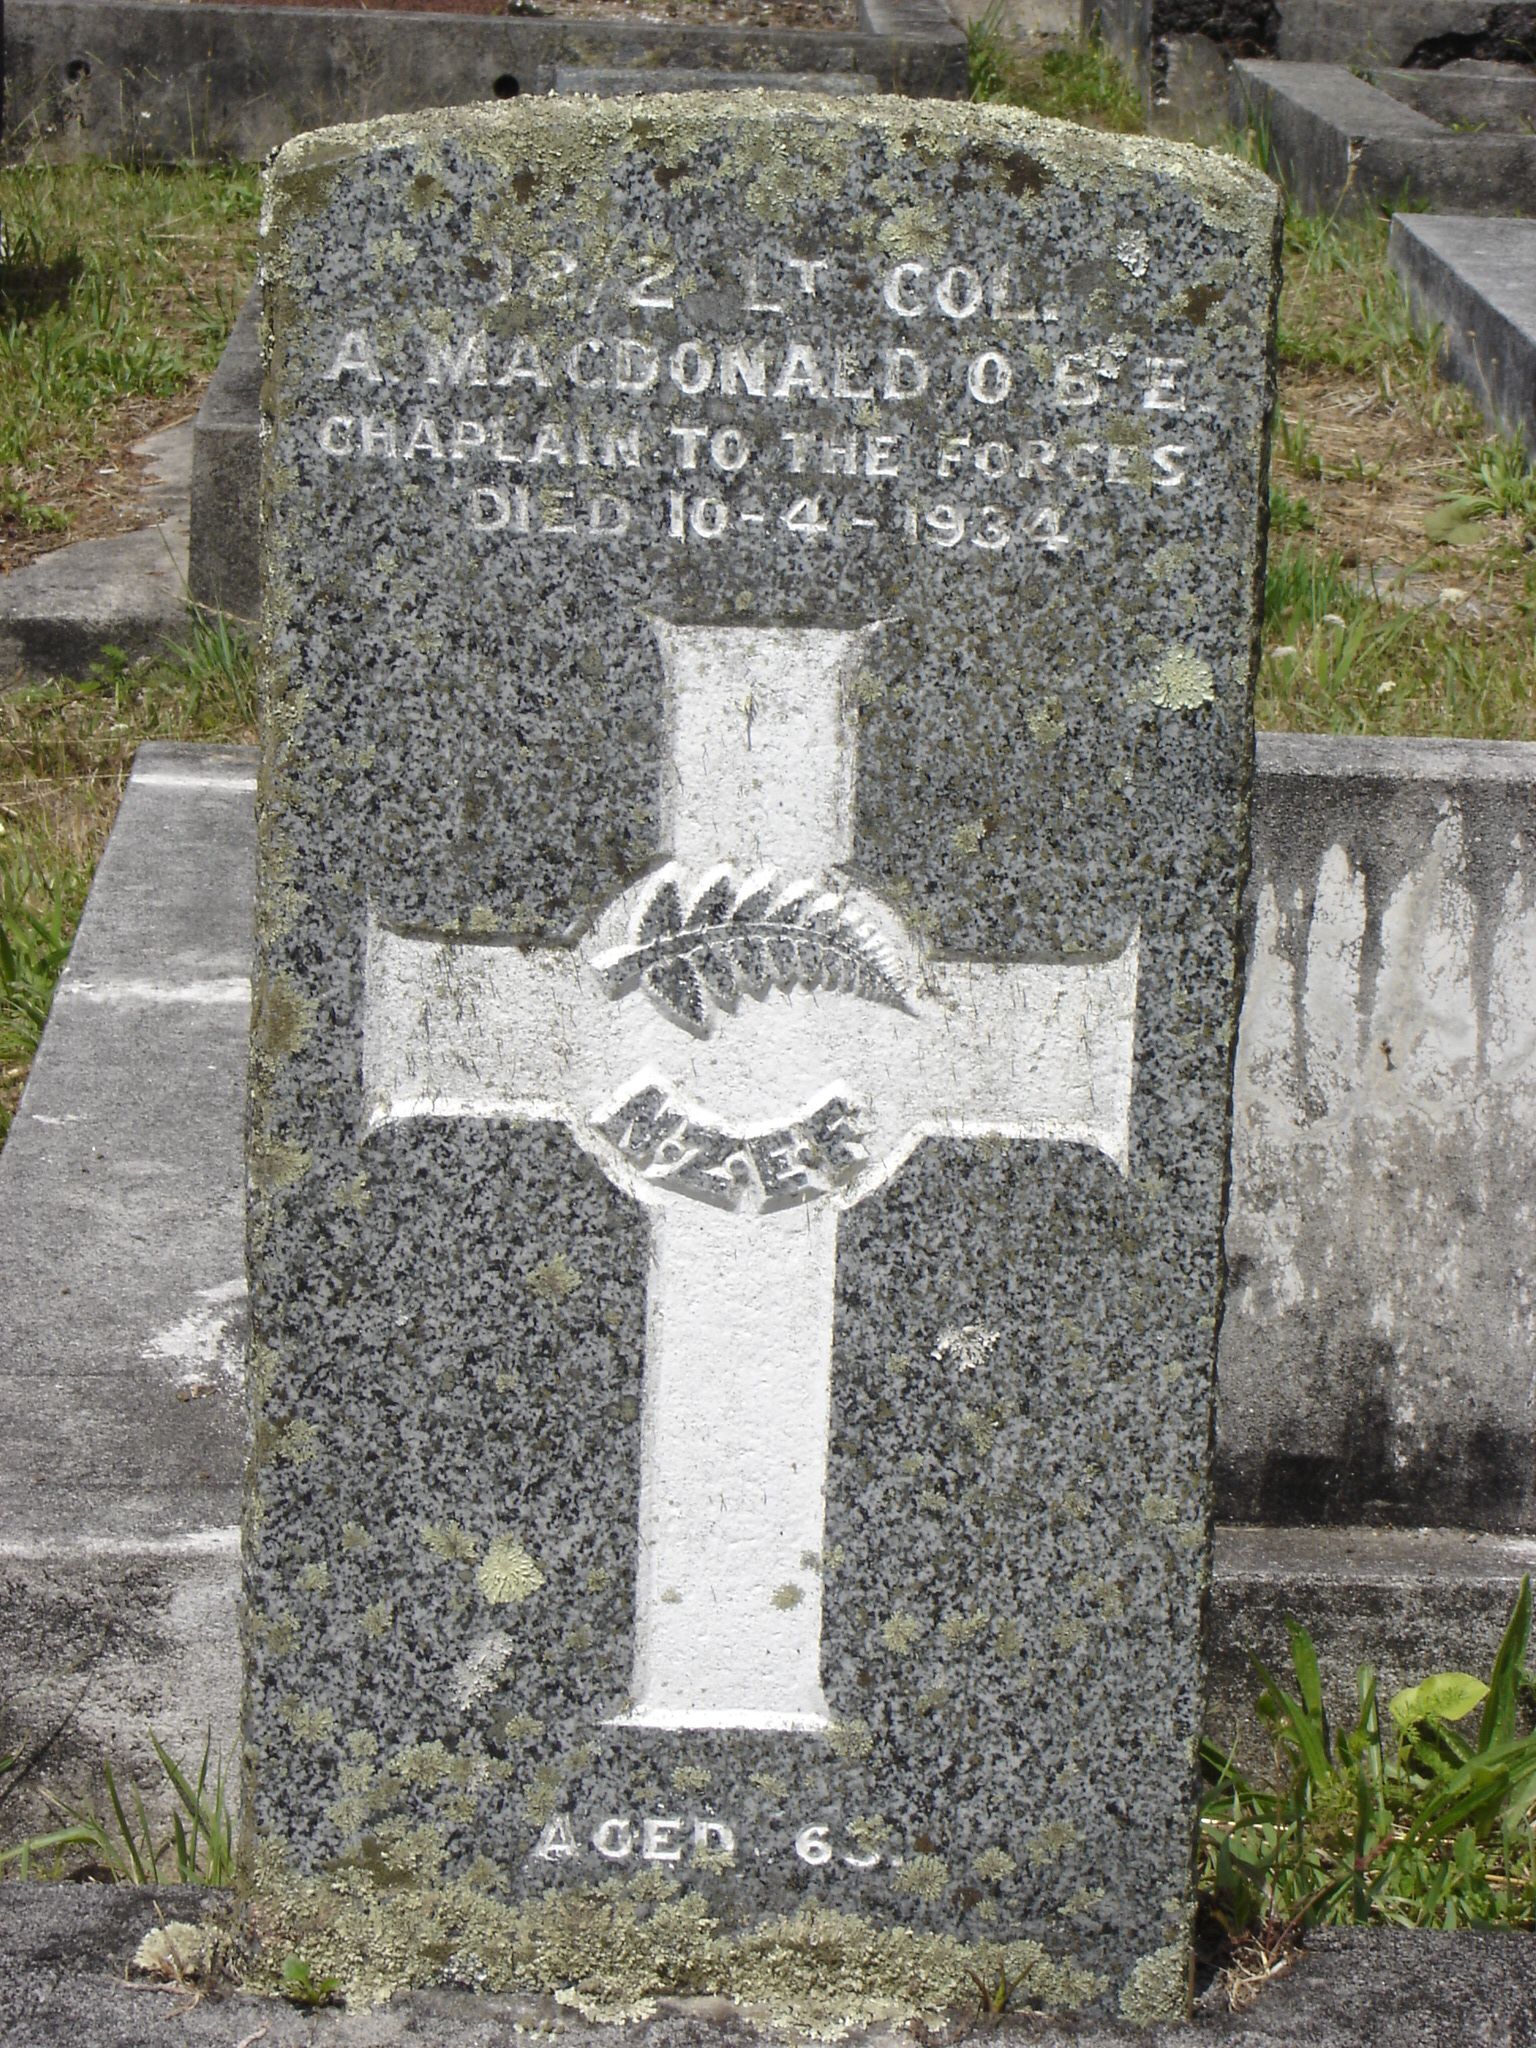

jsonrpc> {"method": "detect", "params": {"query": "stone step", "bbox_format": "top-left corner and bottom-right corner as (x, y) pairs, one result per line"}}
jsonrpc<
(1231, 58), (1536, 215)
(1389, 212), (1536, 449)
(0, 423), (194, 677)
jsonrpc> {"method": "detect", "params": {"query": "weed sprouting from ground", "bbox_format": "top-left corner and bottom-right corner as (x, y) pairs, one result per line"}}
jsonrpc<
(0, 1731), (234, 1884)
(0, 616), (257, 1139)
(1201, 1578), (1536, 1988)
(968, 15), (1143, 131)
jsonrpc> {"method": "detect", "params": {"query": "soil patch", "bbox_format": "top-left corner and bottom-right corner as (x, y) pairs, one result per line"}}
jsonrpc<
(0, 385), (210, 579)
(1276, 362), (1532, 619)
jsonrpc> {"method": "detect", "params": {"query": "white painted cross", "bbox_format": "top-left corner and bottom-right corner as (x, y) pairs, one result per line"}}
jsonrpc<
(364, 620), (1139, 1732)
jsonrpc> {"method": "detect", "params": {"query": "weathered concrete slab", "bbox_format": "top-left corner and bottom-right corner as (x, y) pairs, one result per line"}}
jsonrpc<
(553, 65), (877, 95)
(1389, 213), (1536, 448)
(188, 292), (260, 623)
(1231, 58), (1536, 214)
(1091, 0), (1536, 131)
(1208, 1523), (1536, 1764)
(0, 744), (254, 1822)
(3, 0), (965, 164)
(1275, 0), (1536, 67)
(1094, 0), (1536, 81)
(2, 1886), (1535, 2046)
(1218, 733), (1536, 1533)
(0, 423), (192, 679)
(1373, 59), (1536, 128)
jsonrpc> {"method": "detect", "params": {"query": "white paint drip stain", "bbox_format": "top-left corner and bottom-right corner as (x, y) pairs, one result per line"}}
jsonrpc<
(142, 1277), (247, 1396)
(1227, 803), (1536, 1480)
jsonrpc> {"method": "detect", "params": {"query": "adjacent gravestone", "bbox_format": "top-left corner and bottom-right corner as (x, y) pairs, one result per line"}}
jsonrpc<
(246, 94), (1278, 2025)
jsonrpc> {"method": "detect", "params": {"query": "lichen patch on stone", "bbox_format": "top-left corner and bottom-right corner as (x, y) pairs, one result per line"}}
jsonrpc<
(525, 1252), (582, 1304)
(1118, 1941), (1190, 2024)
(476, 1537), (545, 1606)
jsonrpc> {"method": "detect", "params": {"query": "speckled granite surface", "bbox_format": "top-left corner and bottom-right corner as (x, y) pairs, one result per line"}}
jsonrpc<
(246, 95), (1278, 2024)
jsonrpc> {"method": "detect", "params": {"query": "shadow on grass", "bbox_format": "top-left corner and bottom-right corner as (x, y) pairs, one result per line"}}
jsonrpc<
(0, 225), (85, 321)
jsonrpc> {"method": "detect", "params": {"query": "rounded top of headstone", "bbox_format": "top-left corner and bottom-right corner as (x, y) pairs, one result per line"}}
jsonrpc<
(264, 92), (1279, 259)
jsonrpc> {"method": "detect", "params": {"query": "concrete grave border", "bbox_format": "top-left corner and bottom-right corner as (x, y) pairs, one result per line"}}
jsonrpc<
(1094, 0), (1536, 130)
(1390, 212), (1536, 447)
(1230, 58), (1536, 215)
(2, 0), (968, 166)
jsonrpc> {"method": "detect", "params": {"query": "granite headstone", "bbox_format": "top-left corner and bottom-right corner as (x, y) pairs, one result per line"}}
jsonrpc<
(246, 94), (1278, 2025)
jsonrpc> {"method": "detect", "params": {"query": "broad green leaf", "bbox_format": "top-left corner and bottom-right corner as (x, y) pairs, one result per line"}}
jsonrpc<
(1389, 1673), (1489, 1729)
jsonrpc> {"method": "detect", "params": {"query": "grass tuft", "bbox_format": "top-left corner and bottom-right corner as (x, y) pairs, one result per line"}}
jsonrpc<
(0, 1731), (234, 1885)
(1201, 1578), (1536, 1989)
(968, 15), (1144, 131)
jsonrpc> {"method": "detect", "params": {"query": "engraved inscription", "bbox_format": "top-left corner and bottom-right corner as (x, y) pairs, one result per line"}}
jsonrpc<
(592, 1083), (869, 1213)
(312, 247), (1213, 562)
(531, 1811), (884, 1871)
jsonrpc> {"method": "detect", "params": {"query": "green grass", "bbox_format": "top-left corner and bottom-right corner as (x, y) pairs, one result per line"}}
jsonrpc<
(1202, 1580), (1536, 1974)
(1259, 561), (1536, 737)
(0, 1731), (234, 1884)
(0, 160), (259, 550)
(0, 617), (257, 1143)
(968, 15), (1144, 131)
(1257, 203), (1536, 739)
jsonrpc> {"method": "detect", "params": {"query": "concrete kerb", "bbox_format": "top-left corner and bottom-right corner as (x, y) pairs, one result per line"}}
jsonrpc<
(187, 293), (259, 626)
(1094, 0), (1536, 133)
(0, 421), (197, 679)
(1, 0), (968, 167)
(1390, 211), (1536, 447)
(0, 746), (254, 1822)
(1231, 58), (1536, 215)
(1, 1890), (1535, 2045)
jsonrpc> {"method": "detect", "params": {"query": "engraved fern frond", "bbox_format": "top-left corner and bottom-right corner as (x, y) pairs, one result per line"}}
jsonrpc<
(597, 869), (910, 1035)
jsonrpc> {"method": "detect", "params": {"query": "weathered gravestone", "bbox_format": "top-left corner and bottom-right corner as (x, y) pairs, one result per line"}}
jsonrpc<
(246, 94), (1278, 2024)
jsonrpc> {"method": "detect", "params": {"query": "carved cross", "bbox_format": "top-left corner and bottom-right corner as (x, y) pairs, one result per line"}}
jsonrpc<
(364, 620), (1139, 1732)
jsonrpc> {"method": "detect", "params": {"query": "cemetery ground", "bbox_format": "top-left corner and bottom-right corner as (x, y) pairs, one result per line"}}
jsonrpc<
(4, 53), (1536, 2011)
